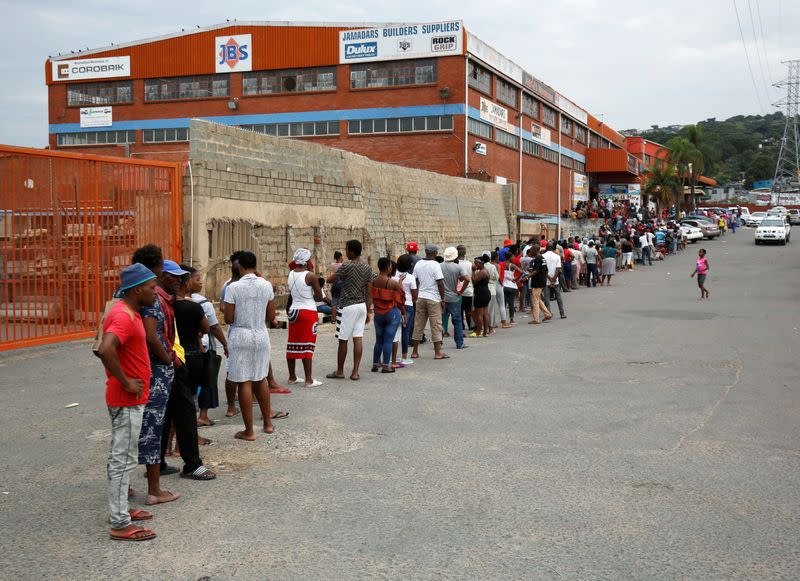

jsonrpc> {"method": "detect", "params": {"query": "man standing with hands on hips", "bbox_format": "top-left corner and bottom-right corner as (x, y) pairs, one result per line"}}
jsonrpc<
(97, 263), (159, 542)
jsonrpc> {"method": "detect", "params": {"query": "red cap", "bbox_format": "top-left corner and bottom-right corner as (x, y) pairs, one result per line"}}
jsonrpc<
(406, 242), (419, 252)
(503, 238), (513, 247)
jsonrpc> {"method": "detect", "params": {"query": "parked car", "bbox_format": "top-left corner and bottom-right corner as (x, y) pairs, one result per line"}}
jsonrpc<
(745, 212), (768, 227)
(754, 218), (791, 245)
(681, 219), (720, 239)
(679, 225), (704, 242)
(768, 206), (788, 216)
(789, 209), (800, 225)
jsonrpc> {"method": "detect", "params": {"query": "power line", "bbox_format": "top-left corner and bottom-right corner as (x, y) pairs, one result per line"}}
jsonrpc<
(753, 0), (774, 86)
(732, 0), (766, 113)
(746, 0), (772, 103)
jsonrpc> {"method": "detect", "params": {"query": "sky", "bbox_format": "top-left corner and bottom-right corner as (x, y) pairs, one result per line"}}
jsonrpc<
(1, 0), (798, 147)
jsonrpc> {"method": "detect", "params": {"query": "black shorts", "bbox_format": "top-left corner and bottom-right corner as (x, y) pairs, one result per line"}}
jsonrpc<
(696, 274), (706, 287)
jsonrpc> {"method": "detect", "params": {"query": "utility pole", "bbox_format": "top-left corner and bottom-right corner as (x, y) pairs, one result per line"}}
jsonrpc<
(771, 60), (800, 205)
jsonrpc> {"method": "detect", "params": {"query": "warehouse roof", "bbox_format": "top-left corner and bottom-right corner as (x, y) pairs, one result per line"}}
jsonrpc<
(50, 20), (459, 60)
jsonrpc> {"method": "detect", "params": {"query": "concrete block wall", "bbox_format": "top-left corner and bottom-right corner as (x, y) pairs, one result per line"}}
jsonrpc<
(185, 120), (514, 300)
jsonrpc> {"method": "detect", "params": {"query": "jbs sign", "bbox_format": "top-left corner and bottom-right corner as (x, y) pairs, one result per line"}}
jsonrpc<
(52, 56), (130, 81)
(216, 34), (251, 72)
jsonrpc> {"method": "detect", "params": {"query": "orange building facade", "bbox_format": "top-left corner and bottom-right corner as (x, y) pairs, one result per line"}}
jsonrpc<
(45, 21), (631, 223)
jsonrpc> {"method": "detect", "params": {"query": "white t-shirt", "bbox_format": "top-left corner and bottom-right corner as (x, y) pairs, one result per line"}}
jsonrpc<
(458, 259), (473, 297)
(543, 251), (562, 286)
(644, 232), (655, 248)
(414, 259), (444, 302)
(393, 273), (417, 306)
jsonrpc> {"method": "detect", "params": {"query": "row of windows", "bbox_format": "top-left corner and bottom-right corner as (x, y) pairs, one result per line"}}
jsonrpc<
(67, 81), (133, 106)
(349, 115), (452, 135)
(240, 121), (340, 137)
(350, 59), (436, 89)
(65, 59), (437, 106)
(243, 67), (336, 96)
(143, 128), (190, 143)
(56, 130), (135, 146)
(468, 118), (493, 140)
(495, 129), (519, 149)
(561, 117), (574, 135)
(144, 75), (229, 101)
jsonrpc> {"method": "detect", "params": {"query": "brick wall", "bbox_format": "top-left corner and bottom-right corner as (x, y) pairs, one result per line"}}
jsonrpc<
(186, 120), (515, 300)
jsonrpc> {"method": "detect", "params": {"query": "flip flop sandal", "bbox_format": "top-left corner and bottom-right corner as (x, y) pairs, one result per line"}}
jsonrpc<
(181, 466), (217, 480)
(270, 411), (290, 420)
(304, 380), (323, 388)
(287, 379), (303, 385)
(197, 420), (216, 427)
(325, 372), (345, 379)
(110, 527), (157, 542)
(269, 387), (292, 394)
(129, 509), (153, 521)
(145, 490), (181, 506)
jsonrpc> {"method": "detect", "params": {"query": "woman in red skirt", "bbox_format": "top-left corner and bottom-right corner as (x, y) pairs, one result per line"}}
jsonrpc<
(286, 248), (327, 387)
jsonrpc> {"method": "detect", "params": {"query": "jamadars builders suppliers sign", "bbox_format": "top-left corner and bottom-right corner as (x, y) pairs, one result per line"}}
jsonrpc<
(51, 56), (130, 81)
(339, 21), (463, 63)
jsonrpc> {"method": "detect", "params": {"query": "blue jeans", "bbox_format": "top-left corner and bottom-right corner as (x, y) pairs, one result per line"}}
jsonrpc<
(373, 307), (401, 366)
(401, 304), (414, 356)
(441, 301), (464, 348)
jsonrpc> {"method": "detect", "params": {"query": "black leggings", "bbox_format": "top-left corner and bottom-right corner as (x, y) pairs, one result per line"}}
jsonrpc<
(503, 287), (517, 322)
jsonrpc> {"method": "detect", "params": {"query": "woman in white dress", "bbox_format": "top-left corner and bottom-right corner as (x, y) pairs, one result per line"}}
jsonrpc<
(223, 251), (277, 441)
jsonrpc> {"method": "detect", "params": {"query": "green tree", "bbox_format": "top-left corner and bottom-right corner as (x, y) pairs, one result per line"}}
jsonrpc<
(660, 137), (699, 216)
(642, 163), (680, 212)
(745, 153), (776, 188)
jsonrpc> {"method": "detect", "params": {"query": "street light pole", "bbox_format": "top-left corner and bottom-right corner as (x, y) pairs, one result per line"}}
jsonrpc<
(688, 162), (694, 215)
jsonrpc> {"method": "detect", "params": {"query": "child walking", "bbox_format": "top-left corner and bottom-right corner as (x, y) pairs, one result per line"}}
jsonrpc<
(690, 248), (709, 300)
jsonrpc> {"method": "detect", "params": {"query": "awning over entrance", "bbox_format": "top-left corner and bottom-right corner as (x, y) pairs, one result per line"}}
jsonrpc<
(585, 148), (641, 178)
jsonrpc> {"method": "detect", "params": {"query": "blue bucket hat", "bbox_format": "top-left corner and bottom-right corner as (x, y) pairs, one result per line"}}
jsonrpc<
(115, 263), (156, 297)
(162, 260), (189, 276)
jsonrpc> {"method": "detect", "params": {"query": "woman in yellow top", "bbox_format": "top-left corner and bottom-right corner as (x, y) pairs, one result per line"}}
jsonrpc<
(718, 215), (726, 234)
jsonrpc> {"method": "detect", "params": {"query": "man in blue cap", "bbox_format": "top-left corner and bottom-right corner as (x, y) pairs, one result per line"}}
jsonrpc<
(97, 263), (158, 541)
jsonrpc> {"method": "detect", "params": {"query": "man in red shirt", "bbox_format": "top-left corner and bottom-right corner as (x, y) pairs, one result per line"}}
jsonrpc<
(98, 263), (158, 541)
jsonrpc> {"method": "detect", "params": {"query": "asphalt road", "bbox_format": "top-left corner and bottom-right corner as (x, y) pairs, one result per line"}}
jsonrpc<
(1, 229), (798, 580)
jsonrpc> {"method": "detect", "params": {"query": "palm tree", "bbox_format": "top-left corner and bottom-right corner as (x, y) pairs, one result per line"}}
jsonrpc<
(683, 125), (711, 211)
(660, 137), (698, 217)
(642, 163), (680, 213)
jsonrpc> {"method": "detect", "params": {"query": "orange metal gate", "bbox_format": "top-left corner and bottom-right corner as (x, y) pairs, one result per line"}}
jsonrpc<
(0, 145), (182, 350)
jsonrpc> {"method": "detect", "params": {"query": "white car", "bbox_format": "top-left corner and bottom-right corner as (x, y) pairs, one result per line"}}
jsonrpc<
(754, 217), (791, 245)
(746, 212), (768, 227)
(768, 206), (788, 216)
(680, 225), (704, 242)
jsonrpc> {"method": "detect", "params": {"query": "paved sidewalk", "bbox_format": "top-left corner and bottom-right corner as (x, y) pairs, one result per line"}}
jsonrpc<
(1, 232), (798, 580)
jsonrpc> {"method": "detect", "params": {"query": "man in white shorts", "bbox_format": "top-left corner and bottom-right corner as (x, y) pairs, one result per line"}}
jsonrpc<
(326, 239), (374, 381)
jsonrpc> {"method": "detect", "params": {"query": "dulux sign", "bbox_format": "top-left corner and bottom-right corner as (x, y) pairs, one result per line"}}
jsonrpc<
(339, 21), (462, 64)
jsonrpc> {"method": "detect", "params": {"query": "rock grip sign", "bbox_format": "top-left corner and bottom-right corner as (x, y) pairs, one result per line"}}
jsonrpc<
(339, 20), (462, 63)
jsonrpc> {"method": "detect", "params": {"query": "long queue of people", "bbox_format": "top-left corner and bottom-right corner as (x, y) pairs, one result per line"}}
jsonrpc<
(97, 213), (707, 541)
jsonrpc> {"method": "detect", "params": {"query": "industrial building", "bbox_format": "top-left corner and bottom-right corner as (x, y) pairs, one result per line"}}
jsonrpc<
(45, 20), (644, 225)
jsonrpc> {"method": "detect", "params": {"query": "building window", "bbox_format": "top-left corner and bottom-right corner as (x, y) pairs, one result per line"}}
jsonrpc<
(589, 133), (600, 148)
(574, 161), (586, 173)
(350, 59), (437, 89)
(144, 75), (229, 101)
(348, 115), (452, 135)
(243, 67), (337, 95)
(575, 125), (587, 144)
(495, 129), (519, 149)
(496, 78), (517, 108)
(468, 61), (491, 94)
(468, 117), (493, 140)
(561, 116), (574, 136)
(143, 128), (190, 143)
(239, 121), (340, 137)
(541, 147), (559, 164)
(542, 105), (557, 128)
(522, 138), (541, 157)
(521, 93), (539, 119)
(67, 81), (132, 106)
(56, 130), (135, 146)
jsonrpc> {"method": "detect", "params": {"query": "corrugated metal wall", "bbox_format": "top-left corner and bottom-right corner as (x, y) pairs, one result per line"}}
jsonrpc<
(46, 25), (345, 83)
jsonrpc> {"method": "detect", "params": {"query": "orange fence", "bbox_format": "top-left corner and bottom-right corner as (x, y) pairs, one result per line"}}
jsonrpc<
(0, 145), (182, 350)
